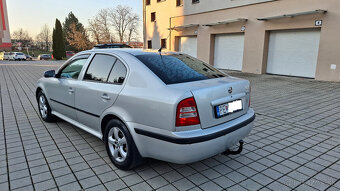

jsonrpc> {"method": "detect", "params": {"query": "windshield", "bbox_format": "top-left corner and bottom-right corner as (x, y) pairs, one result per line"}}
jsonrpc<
(136, 54), (227, 84)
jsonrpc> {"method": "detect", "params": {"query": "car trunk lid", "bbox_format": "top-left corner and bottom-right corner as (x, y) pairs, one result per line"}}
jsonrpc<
(170, 76), (250, 129)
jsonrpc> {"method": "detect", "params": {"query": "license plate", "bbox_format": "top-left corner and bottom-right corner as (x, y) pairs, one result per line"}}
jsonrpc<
(215, 100), (243, 118)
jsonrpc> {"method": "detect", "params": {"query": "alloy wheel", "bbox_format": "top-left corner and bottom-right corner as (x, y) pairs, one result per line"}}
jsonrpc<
(108, 127), (128, 162)
(39, 95), (48, 118)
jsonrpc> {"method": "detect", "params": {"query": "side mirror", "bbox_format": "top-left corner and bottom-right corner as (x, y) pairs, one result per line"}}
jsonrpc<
(44, 70), (55, 78)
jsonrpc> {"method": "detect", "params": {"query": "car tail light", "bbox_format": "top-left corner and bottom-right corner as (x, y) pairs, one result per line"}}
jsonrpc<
(176, 97), (200, 127)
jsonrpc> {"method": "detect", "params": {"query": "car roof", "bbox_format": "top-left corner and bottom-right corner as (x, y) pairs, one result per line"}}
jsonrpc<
(82, 48), (181, 57)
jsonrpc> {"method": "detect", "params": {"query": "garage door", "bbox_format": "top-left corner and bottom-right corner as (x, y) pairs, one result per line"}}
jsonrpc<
(214, 33), (245, 71)
(179, 36), (197, 58)
(267, 29), (321, 78)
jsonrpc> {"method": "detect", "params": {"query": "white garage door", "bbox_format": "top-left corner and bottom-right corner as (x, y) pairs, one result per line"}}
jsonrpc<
(267, 29), (321, 78)
(214, 33), (245, 71)
(179, 36), (197, 58)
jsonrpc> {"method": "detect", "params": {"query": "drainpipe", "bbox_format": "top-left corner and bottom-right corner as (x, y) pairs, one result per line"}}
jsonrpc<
(169, 17), (172, 50)
(143, 0), (146, 49)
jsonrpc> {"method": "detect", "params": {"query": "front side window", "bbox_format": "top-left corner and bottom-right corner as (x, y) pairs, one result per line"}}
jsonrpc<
(84, 54), (117, 82)
(60, 58), (88, 79)
(176, 0), (183, 6)
(136, 54), (226, 84)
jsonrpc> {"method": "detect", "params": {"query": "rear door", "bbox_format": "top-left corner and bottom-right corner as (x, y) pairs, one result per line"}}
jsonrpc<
(75, 54), (128, 132)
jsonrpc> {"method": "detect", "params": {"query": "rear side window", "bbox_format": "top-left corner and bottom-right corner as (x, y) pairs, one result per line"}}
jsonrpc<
(108, 60), (127, 84)
(84, 54), (117, 82)
(136, 54), (226, 84)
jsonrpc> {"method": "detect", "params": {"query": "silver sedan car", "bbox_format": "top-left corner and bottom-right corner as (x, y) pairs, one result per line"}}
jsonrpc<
(36, 49), (255, 170)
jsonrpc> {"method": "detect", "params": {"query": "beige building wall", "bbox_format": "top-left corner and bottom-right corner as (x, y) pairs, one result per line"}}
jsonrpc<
(144, 0), (340, 82)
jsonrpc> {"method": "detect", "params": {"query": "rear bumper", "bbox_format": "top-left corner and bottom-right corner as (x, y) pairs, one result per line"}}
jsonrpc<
(130, 109), (255, 164)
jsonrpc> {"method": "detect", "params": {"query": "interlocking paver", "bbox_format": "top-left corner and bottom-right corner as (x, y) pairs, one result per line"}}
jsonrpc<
(173, 178), (195, 190)
(31, 171), (53, 184)
(79, 176), (102, 189)
(34, 179), (56, 191)
(58, 181), (82, 191)
(122, 173), (144, 186)
(240, 178), (262, 190)
(146, 176), (168, 189)
(55, 173), (77, 186)
(199, 181), (222, 191)
(104, 179), (127, 190)
(156, 184), (177, 191)
(212, 176), (235, 189)
(130, 181), (153, 191)
(0, 61), (339, 190)
(187, 173), (209, 185)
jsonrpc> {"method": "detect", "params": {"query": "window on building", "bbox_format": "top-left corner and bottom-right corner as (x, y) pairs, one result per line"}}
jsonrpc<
(192, 0), (200, 4)
(161, 39), (167, 49)
(157, 0), (165, 2)
(148, 40), (152, 49)
(151, 12), (156, 22)
(146, 0), (150, 5)
(176, 0), (184, 6)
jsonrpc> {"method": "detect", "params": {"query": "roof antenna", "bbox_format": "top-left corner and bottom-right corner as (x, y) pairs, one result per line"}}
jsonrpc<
(158, 47), (166, 66)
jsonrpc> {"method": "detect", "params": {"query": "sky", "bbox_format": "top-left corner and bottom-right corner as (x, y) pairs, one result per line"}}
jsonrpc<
(7, 0), (143, 39)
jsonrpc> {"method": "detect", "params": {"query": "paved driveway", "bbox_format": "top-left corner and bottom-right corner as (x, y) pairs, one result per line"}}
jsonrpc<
(0, 61), (339, 191)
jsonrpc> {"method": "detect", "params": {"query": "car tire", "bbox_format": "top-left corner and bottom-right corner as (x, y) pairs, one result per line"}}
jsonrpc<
(37, 91), (55, 122)
(104, 119), (142, 170)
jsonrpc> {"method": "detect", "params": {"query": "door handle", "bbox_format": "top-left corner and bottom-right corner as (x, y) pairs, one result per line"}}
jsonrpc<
(101, 94), (111, 100)
(68, 88), (74, 94)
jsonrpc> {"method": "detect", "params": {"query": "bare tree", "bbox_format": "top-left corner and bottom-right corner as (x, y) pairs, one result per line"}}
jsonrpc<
(88, 18), (102, 44)
(67, 23), (93, 51)
(97, 9), (113, 43)
(12, 28), (32, 47)
(127, 19), (139, 43)
(88, 9), (115, 44)
(109, 5), (140, 43)
(36, 24), (52, 52)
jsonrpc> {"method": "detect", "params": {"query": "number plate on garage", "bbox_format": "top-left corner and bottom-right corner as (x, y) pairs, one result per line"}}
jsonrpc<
(215, 100), (243, 118)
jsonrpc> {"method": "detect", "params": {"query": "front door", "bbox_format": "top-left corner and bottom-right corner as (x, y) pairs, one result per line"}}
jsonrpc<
(75, 54), (128, 132)
(47, 55), (89, 120)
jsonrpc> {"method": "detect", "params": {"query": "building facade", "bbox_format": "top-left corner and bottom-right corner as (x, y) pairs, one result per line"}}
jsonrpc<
(0, 0), (10, 51)
(143, 0), (340, 82)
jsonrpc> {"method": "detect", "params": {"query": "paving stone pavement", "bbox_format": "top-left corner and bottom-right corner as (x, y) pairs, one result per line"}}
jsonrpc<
(0, 60), (339, 191)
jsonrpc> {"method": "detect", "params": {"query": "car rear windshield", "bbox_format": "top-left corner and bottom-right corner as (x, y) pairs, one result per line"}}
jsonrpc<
(135, 54), (227, 84)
